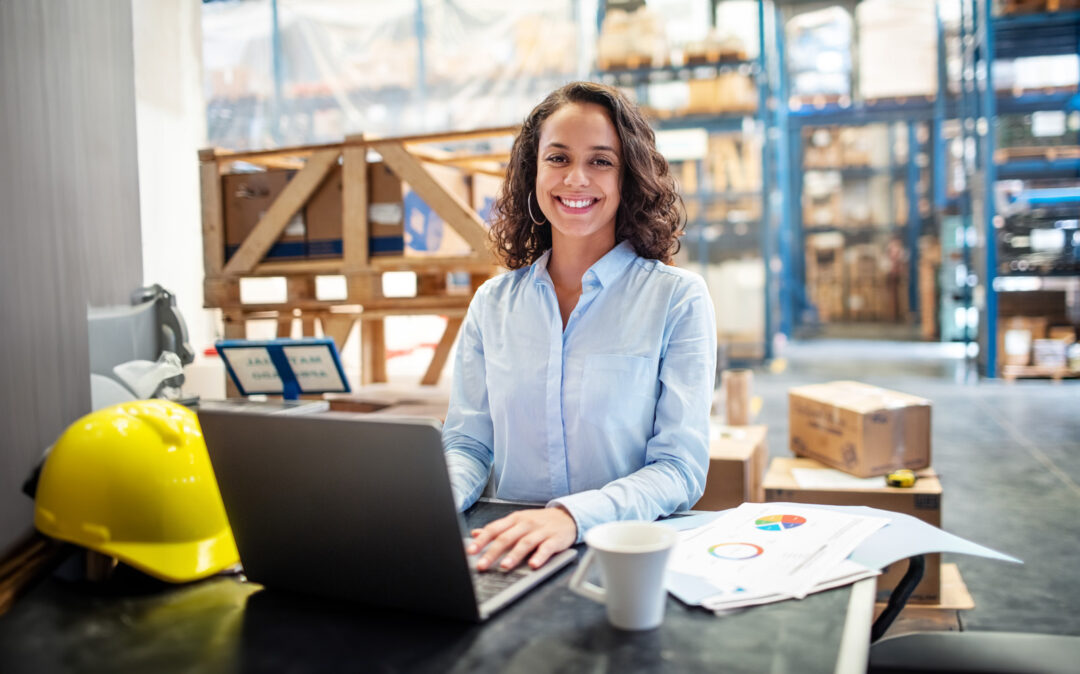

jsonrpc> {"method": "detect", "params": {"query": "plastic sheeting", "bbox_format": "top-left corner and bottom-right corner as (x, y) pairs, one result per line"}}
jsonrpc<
(203, 0), (596, 149)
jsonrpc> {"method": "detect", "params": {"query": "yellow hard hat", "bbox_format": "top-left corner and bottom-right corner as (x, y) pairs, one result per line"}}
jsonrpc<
(34, 399), (240, 583)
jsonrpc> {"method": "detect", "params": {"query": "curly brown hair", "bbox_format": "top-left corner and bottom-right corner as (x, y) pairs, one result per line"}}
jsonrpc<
(489, 81), (684, 270)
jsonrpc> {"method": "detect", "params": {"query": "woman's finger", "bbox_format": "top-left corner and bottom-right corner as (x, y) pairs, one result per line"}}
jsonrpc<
(500, 530), (547, 570)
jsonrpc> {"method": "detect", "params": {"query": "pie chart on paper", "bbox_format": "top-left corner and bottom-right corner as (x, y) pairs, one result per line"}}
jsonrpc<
(708, 542), (763, 560)
(754, 514), (806, 531)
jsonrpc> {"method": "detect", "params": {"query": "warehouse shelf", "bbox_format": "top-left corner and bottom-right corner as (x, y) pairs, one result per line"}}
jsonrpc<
(994, 89), (1079, 115)
(762, 0), (943, 339)
(996, 157), (1080, 178)
(787, 97), (941, 124)
(593, 60), (760, 86)
(803, 165), (909, 178)
(970, 0), (1080, 377)
(652, 114), (755, 133)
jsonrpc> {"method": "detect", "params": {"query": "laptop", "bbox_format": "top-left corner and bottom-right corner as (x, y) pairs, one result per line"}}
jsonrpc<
(198, 409), (577, 622)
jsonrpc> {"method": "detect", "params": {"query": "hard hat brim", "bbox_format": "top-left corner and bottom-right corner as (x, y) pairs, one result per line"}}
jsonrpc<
(97, 530), (240, 584)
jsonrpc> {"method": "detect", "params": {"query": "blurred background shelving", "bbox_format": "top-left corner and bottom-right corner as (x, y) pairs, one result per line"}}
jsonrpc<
(200, 0), (1080, 378)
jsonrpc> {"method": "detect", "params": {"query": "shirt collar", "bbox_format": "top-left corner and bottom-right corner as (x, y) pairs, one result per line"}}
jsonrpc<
(531, 240), (637, 289)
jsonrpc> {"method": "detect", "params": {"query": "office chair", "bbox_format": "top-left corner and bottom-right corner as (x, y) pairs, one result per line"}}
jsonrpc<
(869, 630), (1080, 673)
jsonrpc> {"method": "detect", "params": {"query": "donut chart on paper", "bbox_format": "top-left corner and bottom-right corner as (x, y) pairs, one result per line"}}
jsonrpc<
(708, 542), (764, 560)
(754, 514), (807, 531)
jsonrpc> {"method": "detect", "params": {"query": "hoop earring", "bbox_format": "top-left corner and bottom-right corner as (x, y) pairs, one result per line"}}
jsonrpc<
(527, 191), (547, 226)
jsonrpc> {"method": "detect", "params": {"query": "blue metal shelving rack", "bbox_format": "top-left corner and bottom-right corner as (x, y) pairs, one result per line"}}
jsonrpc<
(762, 0), (941, 339)
(972, 2), (1080, 377)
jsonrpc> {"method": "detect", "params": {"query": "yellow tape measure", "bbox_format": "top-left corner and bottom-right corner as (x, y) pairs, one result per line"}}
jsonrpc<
(886, 469), (916, 488)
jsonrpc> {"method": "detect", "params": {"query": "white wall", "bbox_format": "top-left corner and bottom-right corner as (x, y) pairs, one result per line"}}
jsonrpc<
(0, 0), (144, 550)
(132, 0), (217, 355)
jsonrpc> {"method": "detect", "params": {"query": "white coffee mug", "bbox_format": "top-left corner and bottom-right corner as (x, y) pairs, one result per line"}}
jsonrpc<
(568, 521), (677, 631)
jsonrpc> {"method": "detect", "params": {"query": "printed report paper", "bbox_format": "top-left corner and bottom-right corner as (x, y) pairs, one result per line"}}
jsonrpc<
(666, 502), (889, 604)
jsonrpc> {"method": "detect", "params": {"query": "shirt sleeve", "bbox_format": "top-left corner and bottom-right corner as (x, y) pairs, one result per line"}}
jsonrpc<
(550, 275), (717, 541)
(441, 289), (495, 512)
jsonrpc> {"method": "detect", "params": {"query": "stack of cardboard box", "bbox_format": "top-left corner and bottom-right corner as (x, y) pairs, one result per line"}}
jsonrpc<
(805, 233), (846, 322)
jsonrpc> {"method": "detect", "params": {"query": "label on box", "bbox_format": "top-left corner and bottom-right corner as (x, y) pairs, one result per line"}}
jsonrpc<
(369, 203), (403, 225)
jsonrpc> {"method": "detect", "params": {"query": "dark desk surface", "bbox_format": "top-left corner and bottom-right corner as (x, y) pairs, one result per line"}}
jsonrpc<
(0, 501), (873, 673)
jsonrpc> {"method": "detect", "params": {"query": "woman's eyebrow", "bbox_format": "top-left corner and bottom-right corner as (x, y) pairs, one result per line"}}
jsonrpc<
(544, 141), (619, 153)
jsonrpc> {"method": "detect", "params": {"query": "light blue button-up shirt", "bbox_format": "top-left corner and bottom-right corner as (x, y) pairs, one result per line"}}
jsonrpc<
(442, 240), (717, 541)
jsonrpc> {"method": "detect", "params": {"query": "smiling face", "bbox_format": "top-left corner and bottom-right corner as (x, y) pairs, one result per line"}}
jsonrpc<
(535, 102), (622, 253)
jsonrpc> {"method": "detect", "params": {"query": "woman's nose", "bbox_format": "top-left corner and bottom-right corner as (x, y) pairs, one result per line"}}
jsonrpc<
(564, 162), (589, 186)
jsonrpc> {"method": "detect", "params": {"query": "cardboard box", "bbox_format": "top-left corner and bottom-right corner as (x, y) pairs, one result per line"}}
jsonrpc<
(471, 173), (503, 225)
(694, 423), (768, 511)
(788, 382), (930, 476)
(764, 456), (942, 603)
(788, 381), (931, 478)
(305, 162), (405, 258)
(999, 316), (1049, 367)
(222, 169), (306, 261)
(403, 163), (473, 257)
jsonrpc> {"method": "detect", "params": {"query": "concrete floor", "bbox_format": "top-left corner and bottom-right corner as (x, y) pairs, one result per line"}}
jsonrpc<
(754, 337), (1080, 637)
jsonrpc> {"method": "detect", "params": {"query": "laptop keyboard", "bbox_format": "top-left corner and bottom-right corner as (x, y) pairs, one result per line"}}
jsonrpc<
(471, 564), (533, 604)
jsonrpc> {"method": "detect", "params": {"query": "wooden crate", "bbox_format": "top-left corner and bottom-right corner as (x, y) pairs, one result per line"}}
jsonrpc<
(200, 128), (513, 388)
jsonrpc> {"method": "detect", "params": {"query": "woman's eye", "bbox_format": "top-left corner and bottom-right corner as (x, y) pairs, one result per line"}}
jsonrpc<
(546, 155), (566, 163)
(594, 157), (614, 167)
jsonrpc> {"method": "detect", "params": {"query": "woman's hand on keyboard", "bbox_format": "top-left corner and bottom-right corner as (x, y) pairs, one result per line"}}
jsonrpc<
(467, 506), (577, 572)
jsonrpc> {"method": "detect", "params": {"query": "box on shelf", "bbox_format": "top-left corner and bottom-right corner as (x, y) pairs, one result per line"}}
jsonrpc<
(695, 423), (768, 511)
(1032, 338), (1068, 368)
(305, 162), (406, 258)
(785, 7), (852, 98)
(222, 169), (306, 261)
(684, 73), (757, 115)
(403, 163), (474, 257)
(856, 0), (937, 100)
(763, 456), (943, 603)
(999, 316), (1049, 367)
(471, 173), (503, 226)
(1048, 325), (1077, 344)
(789, 381), (931, 478)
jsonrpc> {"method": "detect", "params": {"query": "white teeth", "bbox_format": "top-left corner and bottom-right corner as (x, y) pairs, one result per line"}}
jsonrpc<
(561, 198), (594, 209)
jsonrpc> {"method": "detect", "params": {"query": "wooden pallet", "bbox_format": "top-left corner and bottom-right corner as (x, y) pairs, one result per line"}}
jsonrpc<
(1001, 0), (1080, 15)
(200, 128), (513, 388)
(684, 49), (748, 66)
(596, 53), (666, 71)
(993, 145), (1080, 164)
(864, 94), (936, 108)
(788, 94), (847, 111)
(1001, 364), (1080, 382)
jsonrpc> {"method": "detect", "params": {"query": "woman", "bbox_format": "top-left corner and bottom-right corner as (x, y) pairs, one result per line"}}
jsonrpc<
(442, 81), (716, 573)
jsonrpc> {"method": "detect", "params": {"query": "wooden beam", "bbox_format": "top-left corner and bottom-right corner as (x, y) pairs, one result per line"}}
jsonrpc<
(361, 318), (386, 385)
(373, 141), (492, 260)
(222, 149), (340, 275)
(199, 152), (225, 276)
(342, 138), (369, 271)
(214, 141), (345, 165)
(365, 126), (518, 147)
(420, 317), (463, 386)
(367, 255), (496, 273)
(252, 258), (344, 276)
(321, 314), (356, 351)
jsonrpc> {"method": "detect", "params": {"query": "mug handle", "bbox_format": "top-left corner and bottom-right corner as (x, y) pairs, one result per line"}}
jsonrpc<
(568, 550), (606, 604)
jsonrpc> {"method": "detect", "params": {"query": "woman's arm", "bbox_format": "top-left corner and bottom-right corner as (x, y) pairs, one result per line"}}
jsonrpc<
(441, 295), (495, 512)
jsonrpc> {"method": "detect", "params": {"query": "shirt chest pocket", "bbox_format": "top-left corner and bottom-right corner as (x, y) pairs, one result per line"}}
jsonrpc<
(579, 354), (657, 430)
